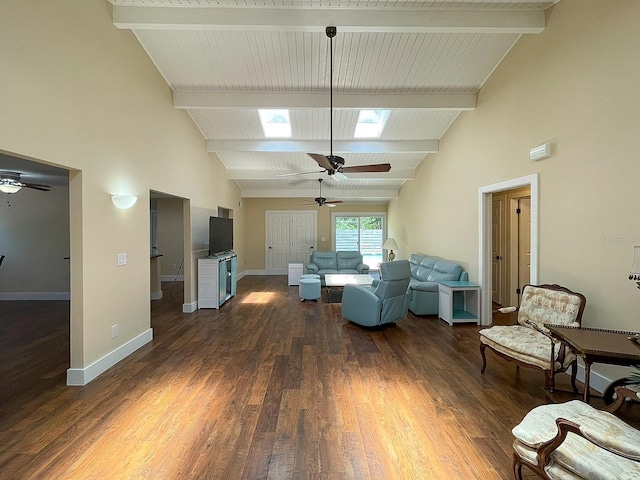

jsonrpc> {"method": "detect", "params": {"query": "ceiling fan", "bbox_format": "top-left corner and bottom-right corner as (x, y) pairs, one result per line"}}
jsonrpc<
(304, 178), (343, 208)
(0, 171), (52, 194)
(283, 26), (391, 180)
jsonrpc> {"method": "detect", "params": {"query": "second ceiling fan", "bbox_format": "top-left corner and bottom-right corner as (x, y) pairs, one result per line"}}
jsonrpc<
(289, 26), (391, 180)
(304, 178), (343, 208)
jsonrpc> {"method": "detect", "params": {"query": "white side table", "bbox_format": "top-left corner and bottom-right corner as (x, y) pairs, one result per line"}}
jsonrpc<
(288, 262), (304, 286)
(438, 281), (481, 325)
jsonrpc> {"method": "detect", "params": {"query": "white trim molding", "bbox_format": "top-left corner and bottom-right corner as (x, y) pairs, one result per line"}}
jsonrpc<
(66, 328), (153, 386)
(183, 301), (197, 313)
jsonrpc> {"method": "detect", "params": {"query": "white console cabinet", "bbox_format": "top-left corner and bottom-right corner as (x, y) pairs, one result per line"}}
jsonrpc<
(288, 262), (304, 286)
(198, 252), (237, 309)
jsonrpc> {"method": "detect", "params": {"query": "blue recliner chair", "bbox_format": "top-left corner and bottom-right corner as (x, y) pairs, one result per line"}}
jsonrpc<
(341, 260), (411, 327)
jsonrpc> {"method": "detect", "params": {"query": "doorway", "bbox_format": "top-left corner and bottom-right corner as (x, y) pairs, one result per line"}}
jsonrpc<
(150, 191), (189, 311)
(479, 174), (539, 326)
(491, 186), (531, 307)
(266, 211), (317, 275)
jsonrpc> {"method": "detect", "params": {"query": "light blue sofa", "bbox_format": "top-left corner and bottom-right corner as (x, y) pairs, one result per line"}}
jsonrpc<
(407, 253), (468, 316)
(306, 251), (370, 284)
(342, 260), (411, 327)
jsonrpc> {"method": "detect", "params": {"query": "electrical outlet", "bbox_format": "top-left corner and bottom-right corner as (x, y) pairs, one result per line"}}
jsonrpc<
(111, 324), (118, 339)
(172, 264), (177, 270)
(117, 253), (127, 266)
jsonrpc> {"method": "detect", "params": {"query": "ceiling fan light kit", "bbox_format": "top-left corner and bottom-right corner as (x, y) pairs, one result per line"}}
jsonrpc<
(0, 171), (51, 194)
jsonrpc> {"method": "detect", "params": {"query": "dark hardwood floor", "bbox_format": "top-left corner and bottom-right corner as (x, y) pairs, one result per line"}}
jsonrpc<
(1, 277), (639, 479)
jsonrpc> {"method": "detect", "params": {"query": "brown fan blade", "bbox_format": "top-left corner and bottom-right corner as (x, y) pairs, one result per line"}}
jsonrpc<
(307, 153), (334, 172)
(341, 163), (391, 173)
(23, 183), (52, 191)
(325, 200), (343, 204)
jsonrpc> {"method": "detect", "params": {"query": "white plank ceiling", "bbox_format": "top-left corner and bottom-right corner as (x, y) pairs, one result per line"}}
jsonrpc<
(108, 0), (559, 204)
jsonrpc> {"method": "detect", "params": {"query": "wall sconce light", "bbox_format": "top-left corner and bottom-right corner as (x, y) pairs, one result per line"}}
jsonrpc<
(529, 142), (552, 161)
(629, 246), (640, 289)
(382, 237), (399, 261)
(111, 194), (138, 209)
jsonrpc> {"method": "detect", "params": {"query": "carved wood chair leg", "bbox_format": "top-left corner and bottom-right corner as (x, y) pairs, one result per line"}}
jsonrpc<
(570, 361), (578, 393)
(480, 343), (487, 373)
(512, 454), (526, 480)
(545, 370), (553, 392)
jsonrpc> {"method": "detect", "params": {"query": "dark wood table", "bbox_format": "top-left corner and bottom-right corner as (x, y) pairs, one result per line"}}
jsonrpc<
(546, 325), (640, 403)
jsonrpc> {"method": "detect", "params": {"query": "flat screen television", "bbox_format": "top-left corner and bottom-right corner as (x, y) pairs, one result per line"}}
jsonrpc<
(209, 216), (233, 255)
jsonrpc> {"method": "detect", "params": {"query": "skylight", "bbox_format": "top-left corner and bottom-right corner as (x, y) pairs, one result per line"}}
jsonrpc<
(354, 110), (390, 138)
(258, 109), (292, 138)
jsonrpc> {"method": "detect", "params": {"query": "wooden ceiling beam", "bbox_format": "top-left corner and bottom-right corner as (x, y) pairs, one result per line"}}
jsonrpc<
(174, 92), (476, 111)
(226, 169), (415, 181)
(206, 140), (438, 154)
(113, 6), (545, 34)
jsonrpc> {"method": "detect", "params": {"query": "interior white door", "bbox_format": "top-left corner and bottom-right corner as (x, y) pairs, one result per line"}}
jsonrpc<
(267, 213), (290, 275)
(491, 194), (507, 305)
(266, 211), (317, 275)
(290, 212), (315, 263)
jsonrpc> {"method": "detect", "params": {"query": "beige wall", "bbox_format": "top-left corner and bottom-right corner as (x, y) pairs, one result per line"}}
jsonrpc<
(389, 0), (640, 331)
(243, 198), (387, 271)
(0, 1), (242, 377)
(156, 198), (184, 278)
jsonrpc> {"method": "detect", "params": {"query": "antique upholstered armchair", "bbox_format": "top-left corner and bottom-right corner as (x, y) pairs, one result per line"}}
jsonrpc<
(341, 260), (411, 327)
(512, 397), (640, 479)
(479, 284), (586, 392)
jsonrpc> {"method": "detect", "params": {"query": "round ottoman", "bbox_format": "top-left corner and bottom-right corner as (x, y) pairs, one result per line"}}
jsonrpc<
(299, 277), (321, 302)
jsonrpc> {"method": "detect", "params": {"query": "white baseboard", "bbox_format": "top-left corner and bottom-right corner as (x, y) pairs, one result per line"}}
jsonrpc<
(0, 292), (70, 301)
(237, 270), (246, 280)
(244, 270), (267, 276)
(183, 301), (197, 313)
(151, 291), (163, 300)
(574, 364), (613, 395)
(66, 328), (153, 386)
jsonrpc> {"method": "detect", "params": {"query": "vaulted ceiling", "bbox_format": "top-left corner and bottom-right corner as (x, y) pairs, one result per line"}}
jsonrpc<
(107, 0), (558, 205)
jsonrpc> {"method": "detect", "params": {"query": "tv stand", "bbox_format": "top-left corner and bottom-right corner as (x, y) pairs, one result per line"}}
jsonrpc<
(197, 252), (237, 309)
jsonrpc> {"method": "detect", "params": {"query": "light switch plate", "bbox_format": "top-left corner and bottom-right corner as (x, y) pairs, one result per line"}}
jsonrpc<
(117, 253), (127, 266)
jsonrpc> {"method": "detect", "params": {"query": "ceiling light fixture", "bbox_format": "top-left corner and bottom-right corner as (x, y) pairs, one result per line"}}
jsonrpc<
(0, 171), (51, 193)
(0, 181), (22, 194)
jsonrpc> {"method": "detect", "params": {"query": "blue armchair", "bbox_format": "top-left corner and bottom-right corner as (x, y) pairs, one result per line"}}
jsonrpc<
(341, 260), (411, 327)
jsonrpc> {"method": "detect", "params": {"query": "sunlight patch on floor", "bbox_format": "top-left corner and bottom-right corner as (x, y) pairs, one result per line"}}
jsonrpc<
(241, 292), (276, 304)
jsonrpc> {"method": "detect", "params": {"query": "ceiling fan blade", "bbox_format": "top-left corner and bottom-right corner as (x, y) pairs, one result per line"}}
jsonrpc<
(23, 183), (52, 191)
(277, 170), (325, 178)
(341, 163), (391, 174)
(307, 153), (334, 172)
(325, 200), (343, 204)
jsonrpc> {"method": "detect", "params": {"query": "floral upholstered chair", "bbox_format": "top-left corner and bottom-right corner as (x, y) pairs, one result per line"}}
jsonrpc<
(479, 284), (586, 392)
(512, 398), (640, 479)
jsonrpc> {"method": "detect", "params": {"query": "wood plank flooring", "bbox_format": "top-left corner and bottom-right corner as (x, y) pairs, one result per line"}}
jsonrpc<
(1, 276), (639, 479)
